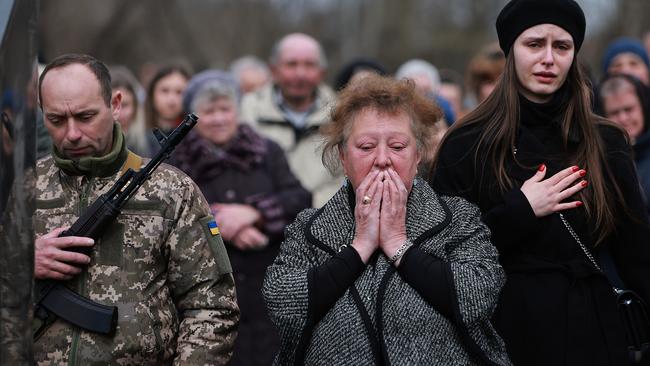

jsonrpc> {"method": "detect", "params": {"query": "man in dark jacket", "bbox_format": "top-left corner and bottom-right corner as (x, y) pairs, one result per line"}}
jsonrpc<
(598, 73), (650, 218)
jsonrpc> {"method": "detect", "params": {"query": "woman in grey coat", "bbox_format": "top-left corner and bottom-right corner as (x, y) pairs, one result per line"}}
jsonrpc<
(263, 75), (511, 366)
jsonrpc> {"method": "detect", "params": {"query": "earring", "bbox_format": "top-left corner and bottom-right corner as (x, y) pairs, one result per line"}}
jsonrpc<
(342, 176), (348, 187)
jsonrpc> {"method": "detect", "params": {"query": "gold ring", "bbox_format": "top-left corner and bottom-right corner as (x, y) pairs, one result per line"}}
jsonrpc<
(362, 195), (371, 205)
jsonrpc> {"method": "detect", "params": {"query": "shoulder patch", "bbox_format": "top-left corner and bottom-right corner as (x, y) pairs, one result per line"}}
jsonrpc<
(207, 220), (220, 236)
(199, 216), (232, 275)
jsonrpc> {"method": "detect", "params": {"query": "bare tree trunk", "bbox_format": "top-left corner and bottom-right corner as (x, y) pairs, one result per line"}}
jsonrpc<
(360, 0), (385, 58)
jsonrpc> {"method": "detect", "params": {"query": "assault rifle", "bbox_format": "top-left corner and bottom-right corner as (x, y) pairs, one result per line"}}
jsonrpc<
(34, 113), (198, 336)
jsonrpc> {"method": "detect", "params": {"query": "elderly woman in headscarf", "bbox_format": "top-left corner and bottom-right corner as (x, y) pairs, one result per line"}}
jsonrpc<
(602, 37), (650, 87)
(169, 70), (312, 366)
(263, 74), (510, 365)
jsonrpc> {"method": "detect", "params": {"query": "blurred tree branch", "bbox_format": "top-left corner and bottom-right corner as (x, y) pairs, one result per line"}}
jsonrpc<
(39, 0), (650, 85)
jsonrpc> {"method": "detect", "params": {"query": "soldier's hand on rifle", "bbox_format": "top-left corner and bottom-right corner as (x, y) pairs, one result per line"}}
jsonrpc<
(34, 227), (94, 280)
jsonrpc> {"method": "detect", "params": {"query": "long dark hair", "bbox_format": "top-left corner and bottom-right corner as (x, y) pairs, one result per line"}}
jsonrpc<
(433, 52), (628, 244)
(144, 64), (191, 129)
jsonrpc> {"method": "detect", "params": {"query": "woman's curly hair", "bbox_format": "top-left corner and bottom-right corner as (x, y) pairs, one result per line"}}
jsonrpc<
(321, 74), (443, 174)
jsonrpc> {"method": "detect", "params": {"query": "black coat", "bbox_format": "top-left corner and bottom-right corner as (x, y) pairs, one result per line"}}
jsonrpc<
(634, 129), (650, 218)
(429, 112), (650, 365)
(171, 125), (312, 366)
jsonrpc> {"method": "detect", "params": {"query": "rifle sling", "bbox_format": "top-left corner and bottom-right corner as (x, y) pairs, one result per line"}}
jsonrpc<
(121, 151), (143, 174)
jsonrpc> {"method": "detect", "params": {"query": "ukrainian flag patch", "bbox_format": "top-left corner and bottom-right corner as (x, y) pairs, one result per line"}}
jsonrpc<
(207, 220), (220, 236)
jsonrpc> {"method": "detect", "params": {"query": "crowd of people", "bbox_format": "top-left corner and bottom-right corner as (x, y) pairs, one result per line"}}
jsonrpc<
(27, 0), (650, 364)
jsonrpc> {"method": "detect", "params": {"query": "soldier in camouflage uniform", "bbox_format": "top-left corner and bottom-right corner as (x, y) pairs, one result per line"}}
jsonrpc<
(32, 54), (239, 365)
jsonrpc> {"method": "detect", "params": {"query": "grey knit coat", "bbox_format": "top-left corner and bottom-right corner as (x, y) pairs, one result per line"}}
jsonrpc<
(263, 178), (511, 365)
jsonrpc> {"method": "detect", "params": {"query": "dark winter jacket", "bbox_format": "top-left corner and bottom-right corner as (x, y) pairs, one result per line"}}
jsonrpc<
(634, 129), (650, 218)
(170, 124), (311, 365)
(429, 95), (650, 366)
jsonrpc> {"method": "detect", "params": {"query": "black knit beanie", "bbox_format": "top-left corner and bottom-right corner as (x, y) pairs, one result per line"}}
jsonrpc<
(496, 0), (586, 56)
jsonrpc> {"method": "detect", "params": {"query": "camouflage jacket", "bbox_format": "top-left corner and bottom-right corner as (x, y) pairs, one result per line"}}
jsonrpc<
(33, 152), (239, 366)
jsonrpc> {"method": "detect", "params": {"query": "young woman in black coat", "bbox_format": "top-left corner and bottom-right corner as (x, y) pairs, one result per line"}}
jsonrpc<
(429, 0), (650, 365)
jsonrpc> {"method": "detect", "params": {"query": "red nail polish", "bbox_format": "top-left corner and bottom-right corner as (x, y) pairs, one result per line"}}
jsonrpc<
(581, 180), (588, 187)
(579, 170), (587, 177)
(572, 166), (580, 172)
(538, 164), (546, 172)
(576, 201), (583, 207)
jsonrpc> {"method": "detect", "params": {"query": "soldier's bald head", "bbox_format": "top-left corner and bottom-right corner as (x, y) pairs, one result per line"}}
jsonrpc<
(39, 54), (112, 108)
